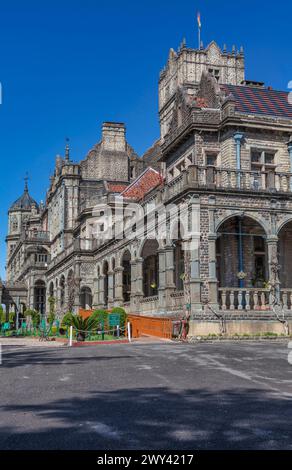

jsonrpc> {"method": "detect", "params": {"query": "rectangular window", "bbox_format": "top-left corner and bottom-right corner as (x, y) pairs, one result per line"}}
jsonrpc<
(208, 69), (220, 81)
(206, 153), (218, 167)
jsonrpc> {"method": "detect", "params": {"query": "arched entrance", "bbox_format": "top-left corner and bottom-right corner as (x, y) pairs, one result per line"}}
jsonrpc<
(142, 240), (159, 297)
(122, 250), (131, 302)
(278, 220), (292, 288)
(216, 216), (268, 289)
(34, 280), (46, 314)
(80, 286), (93, 310)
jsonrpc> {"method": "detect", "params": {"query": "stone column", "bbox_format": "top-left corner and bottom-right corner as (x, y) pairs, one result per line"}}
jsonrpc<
(234, 132), (244, 188)
(64, 284), (69, 313)
(267, 236), (280, 301)
(29, 285), (34, 310)
(188, 196), (202, 313)
(208, 199), (219, 308)
(164, 245), (176, 310)
(92, 277), (99, 309)
(73, 262), (81, 315)
(158, 248), (166, 312)
(132, 258), (143, 313)
(98, 275), (105, 308)
(114, 267), (124, 305)
(108, 271), (114, 309)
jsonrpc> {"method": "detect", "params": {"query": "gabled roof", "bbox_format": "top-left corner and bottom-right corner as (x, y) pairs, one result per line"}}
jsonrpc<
(221, 84), (292, 119)
(120, 168), (163, 201)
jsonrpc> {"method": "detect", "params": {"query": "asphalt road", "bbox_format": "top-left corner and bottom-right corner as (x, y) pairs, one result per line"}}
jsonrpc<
(0, 339), (292, 450)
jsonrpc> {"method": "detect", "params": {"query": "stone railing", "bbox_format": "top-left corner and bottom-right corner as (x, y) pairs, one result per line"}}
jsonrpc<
(22, 230), (50, 242)
(140, 296), (159, 313)
(164, 165), (292, 202)
(218, 288), (271, 311)
(170, 291), (185, 309)
(281, 289), (292, 311)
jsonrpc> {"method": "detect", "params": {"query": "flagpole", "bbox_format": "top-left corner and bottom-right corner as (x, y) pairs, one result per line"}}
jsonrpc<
(197, 12), (201, 49)
(198, 25), (201, 49)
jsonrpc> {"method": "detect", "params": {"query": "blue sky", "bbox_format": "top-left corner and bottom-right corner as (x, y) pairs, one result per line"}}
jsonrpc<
(0, 0), (291, 278)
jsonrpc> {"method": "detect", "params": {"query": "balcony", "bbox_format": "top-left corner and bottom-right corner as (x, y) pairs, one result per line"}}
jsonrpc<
(164, 165), (292, 201)
(23, 230), (50, 242)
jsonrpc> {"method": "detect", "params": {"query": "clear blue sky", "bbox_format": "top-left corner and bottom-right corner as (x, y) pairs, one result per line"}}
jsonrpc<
(0, 0), (291, 279)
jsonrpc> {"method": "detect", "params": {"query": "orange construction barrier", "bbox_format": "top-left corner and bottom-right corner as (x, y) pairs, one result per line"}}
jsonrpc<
(127, 315), (173, 339)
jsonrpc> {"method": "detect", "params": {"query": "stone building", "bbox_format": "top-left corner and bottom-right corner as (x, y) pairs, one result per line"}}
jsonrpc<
(2, 38), (292, 335)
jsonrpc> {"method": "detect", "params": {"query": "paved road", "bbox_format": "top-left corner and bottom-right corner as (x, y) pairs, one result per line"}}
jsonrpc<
(0, 339), (292, 450)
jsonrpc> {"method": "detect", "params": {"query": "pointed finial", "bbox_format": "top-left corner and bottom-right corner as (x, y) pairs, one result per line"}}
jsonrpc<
(223, 44), (227, 53)
(65, 137), (70, 163)
(232, 45), (236, 54)
(240, 45), (244, 55)
(24, 173), (29, 192)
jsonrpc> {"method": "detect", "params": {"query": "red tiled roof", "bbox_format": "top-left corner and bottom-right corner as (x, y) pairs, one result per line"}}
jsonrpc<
(221, 84), (292, 119)
(107, 183), (129, 193)
(121, 168), (163, 201)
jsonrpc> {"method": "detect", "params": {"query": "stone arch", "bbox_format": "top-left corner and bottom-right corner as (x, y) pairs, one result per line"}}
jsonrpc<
(216, 212), (270, 236)
(216, 215), (268, 289)
(277, 216), (292, 236)
(138, 237), (163, 259)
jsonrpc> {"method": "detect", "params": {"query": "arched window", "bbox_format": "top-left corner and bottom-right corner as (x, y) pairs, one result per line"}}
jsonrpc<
(142, 240), (159, 297)
(80, 287), (93, 310)
(34, 280), (46, 315)
(122, 251), (131, 302)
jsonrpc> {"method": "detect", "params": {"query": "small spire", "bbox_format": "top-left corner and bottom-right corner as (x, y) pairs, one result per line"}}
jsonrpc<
(232, 45), (236, 54)
(65, 137), (70, 163)
(223, 44), (227, 53)
(24, 173), (29, 192)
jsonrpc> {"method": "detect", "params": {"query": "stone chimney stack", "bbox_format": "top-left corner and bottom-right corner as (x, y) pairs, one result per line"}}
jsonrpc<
(101, 122), (126, 152)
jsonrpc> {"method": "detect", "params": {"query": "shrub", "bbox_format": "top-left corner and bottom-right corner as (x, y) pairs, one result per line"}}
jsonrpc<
(24, 309), (41, 327)
(9, 312), (16, 323)
(61, 312), (74, 327)
(66, 315), (101, 342)
(90, 309), (108, 330)
(0, 306), (6, 324)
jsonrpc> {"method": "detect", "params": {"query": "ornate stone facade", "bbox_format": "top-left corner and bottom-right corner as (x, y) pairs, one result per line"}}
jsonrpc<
(3, 39), (292, 335)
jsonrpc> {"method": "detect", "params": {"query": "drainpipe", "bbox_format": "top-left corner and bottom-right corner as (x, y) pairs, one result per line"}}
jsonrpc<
(237, 217), (244, 289)
(234, 133), (244, 188)
(288, 139), (292, 191)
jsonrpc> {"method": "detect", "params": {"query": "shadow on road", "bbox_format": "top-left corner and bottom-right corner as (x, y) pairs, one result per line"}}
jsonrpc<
(0, 385), (291, 450)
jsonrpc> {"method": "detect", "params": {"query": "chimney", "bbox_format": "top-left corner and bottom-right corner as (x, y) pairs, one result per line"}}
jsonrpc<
(101, 122), (126, 152)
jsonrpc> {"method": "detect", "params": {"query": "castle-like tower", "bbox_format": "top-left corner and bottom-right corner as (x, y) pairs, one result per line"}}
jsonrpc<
(158, 41), (245, 140)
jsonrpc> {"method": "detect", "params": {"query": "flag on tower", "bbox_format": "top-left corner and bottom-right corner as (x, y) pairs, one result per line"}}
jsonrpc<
(197, 11), (201, 29)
